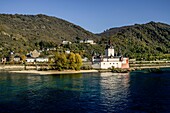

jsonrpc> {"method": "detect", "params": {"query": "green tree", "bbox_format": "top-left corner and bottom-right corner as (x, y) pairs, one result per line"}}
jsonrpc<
(67, 52), (76, 70)
(55, 52), (68, 70)
(20, 54), (26, 62)
(75, 53), (82, 70)
(55, 52), (62, 70)
(54, 52), (82, 70)
(60, 53), (67, 69)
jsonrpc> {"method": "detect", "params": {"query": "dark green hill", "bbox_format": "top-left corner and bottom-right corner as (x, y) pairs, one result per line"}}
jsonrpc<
(0, 14), (98, 56)
(0, 14), (170, 60)
(98, 22), (170, 60)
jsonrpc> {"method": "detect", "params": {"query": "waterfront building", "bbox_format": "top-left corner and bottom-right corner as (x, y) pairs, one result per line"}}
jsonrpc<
(26, 57), (49, 63)
(26, 57), (35, 63)
(35, 57), (49, 62)
(1, 58), (6, 63)
(92, 43), (129, 69)
(13, 56), (21, 62)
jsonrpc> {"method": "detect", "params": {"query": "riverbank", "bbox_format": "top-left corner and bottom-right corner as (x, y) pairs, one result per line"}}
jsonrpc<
(10, 70), (99, 75)
(130, 65), (170, 70)
(1, 64), (170, 75)
(0, 65), (36, 71)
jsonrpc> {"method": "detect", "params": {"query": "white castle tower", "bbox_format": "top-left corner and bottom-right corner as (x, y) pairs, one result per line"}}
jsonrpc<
(105, 40), (114, 57)
(92, 39), (129, 69)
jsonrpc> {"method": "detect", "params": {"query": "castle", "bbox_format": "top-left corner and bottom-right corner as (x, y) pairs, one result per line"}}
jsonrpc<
(92, 42), (129, 69)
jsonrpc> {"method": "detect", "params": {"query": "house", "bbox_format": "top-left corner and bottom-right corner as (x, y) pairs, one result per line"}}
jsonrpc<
(36, 57), (49, 62)
(26, 57), (49, 63)
(79, 40), (84, 43)
(62, 41), (72, 45)
(85, 40), (94, 44)
(1, 58), (6, 63)
(14, 56), (21, 62)
(29, 50), (40, 58)
(26, 57), (35, 63)
(82, 57), (88, 62)
(65, 50), (70, 54)
(92, 42), (129, 69)
(80, 39), (95, 44)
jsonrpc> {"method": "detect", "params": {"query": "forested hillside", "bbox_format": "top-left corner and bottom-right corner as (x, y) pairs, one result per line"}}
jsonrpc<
(99, 22), (170, 60)
(0, 14), (98, 56)
(0, 14), (170, 60)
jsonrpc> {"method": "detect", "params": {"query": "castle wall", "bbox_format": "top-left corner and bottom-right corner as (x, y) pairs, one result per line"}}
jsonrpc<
(92, 62), (101, 69)
(100, 61), (122, 69)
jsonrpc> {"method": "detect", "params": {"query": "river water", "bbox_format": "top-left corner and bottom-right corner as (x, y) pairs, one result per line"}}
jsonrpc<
(0, 69), (170, 113)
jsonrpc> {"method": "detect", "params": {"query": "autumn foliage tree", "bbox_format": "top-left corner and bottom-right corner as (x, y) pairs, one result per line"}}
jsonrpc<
(67, 52), (76, 70)
(20, 54), (26, 62)
(55, 52), (82, 71)
(75, 53), (82, 70)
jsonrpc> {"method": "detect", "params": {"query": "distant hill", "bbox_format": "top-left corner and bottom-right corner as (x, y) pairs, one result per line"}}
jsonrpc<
(98, 21), (170, 59)
(0, 14), (98, 55)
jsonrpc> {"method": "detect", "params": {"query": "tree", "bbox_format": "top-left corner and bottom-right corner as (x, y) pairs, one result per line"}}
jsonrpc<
(55, 52), (62, 70)
(54, 52), (82, 71)
(67, 52), (76, 70)
(60, 53), (67, 69)
(55, 52), (68, 70)
(20, 54), (26, 62)
(75, 53), (82, 70)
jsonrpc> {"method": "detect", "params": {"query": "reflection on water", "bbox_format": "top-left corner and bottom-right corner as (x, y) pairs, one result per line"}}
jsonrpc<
(0, 70), (170, 112)
(99, 73), (130, 112)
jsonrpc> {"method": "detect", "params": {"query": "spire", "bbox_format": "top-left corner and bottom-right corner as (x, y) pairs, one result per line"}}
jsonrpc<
(105, 38), (114, 49)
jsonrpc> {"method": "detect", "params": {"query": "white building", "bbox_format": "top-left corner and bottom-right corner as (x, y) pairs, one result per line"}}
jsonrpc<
(62, 41), (72, 45)
(82, 57), (88, 62)
(65, 50), (71, 54)
(14, 56), (21, 62)
(26, 57), (49, 63)
(26, 58), (35, 63)
(29, 49), (40, 58)
(36, 57), (49, 62)
(92, 43), (129, 69)
(80, 39), (95, 44)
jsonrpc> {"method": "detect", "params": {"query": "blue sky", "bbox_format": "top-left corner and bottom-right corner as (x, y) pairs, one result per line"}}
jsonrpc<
(1, 0), (170, 33)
